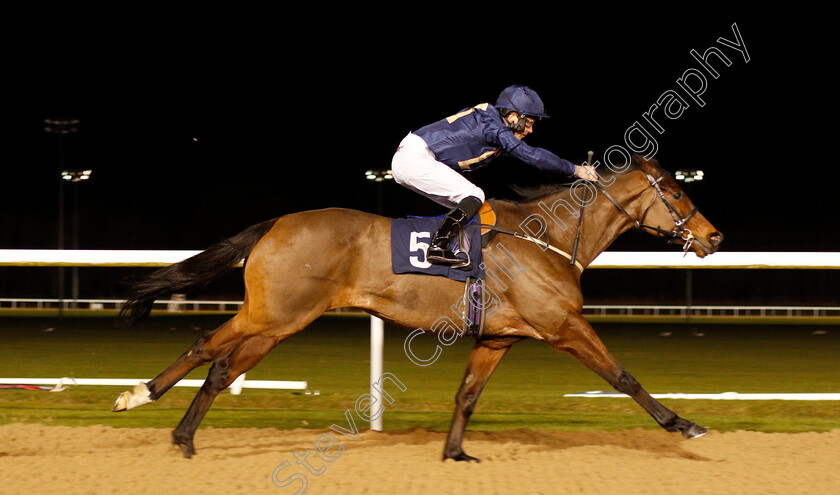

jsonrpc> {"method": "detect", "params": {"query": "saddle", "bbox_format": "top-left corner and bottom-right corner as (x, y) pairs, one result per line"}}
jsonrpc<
(477, 199), (499, 247)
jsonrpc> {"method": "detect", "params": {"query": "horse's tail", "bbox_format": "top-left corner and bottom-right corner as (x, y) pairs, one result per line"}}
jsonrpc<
(120, 218), (278, 326)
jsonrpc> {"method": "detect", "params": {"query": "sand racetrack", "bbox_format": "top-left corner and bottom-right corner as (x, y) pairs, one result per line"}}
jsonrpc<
(1, 424), (837, 494)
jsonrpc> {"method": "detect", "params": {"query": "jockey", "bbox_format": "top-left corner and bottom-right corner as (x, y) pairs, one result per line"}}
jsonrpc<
(391, 84), (598, 267)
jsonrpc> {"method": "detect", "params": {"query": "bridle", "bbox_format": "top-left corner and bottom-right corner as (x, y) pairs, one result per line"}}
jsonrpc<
(475, 169), (700, 272)
(596, 170), (698, 252)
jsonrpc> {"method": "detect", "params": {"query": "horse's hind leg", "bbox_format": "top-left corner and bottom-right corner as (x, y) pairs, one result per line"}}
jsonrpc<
(443, 338), (517, 462)
(172, 333), (278, 458)
(551, 313), (706, 439)
(112, 318), (243, 412)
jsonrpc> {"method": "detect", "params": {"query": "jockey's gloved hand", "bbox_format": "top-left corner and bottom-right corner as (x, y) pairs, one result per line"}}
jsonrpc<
(574, 164), (599, 182)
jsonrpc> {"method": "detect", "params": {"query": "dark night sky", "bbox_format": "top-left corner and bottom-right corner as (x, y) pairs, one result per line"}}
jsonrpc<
(1, 9), (835, 299)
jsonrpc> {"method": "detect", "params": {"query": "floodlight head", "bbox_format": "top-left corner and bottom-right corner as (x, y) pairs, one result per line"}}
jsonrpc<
(675, 169), (704, 183)
(44, 118), (80, 135)
(61, 169), (93, 182)
(365, 170), (393, 182)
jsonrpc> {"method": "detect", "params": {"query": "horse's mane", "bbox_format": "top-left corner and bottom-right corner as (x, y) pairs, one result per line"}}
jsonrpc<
(483, 160), (640, 204)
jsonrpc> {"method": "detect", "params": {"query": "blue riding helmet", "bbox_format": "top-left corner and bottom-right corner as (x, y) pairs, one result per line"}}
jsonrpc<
(495, 85), (550, 119)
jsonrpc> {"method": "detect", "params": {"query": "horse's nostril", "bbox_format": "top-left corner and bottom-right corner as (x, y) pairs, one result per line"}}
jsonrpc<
(709, 232), (723, 246)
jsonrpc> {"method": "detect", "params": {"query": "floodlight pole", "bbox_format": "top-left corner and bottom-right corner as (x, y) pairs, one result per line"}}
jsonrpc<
(675, 169), (703, 332)
(44, 118), (79, 318)
(66, 170), (92, 314)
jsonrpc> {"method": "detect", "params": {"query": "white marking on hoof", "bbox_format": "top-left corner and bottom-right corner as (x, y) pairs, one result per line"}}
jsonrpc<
(112, 382), (154, 412)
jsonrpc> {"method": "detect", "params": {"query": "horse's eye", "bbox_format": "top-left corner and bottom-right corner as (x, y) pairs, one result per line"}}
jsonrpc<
(673, 192), (683, 200)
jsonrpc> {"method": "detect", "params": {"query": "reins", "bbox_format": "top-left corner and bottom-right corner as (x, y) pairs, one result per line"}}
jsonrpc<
(569, 150), (595, 267)
(471, 164), (699, 271)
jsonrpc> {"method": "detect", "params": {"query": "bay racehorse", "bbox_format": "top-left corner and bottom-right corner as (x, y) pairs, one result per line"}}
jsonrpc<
(113, 154), (722, 461)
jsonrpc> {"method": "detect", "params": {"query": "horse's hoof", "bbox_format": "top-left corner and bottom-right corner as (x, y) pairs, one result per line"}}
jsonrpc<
(112, 391), (130, 412)
(665, 417), (708, 439)
(683, 423), (708, 439)
(172, 431), (195, 459)
(177, 443), (195, 459)
(443, 450), (481, 463)
(111, 383), (153, 412)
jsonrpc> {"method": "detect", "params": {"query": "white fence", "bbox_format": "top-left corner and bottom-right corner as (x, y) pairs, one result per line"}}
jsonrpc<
(2, 249), (840, 268)
(4, 249), (838, 319)
(3, 299), (839, 321)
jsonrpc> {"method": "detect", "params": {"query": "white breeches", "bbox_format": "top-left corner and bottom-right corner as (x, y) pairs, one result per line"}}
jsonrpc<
(391, 133), (485, 208)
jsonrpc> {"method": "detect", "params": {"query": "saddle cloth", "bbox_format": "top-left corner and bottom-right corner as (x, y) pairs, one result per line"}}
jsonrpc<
(389, 200), (498, 282)
(390, 215), (485, 282)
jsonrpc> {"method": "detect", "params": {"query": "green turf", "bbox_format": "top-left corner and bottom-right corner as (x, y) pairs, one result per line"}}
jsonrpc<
(0, 314), (837, 433)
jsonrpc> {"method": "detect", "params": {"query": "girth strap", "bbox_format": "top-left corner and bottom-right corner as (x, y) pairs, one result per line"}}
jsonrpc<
(472, 224), (585, 272)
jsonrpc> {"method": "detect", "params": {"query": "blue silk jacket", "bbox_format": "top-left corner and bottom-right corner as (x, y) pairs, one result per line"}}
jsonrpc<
(413, 103), (575, 176)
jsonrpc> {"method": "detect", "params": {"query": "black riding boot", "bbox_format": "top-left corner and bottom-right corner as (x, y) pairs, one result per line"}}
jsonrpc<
(427, 197), (483, 267)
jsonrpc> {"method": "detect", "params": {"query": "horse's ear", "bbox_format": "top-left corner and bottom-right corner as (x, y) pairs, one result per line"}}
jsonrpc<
(631, 154), (661, 173)
(631, 153), (648, 170)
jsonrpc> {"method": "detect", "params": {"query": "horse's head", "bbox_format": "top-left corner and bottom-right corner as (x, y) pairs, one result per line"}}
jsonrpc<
(620, 155), (722, 257)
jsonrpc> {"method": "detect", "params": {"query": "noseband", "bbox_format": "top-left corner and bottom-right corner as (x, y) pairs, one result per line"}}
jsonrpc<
(596, 171), (698, 251)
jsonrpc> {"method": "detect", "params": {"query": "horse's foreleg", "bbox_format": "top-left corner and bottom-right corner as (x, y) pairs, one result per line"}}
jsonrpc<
(172, 334), (278, 458)
(443, 338), (517, 462)
(112, 319), (242, 412)
(552, 313), (706, 439)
